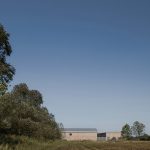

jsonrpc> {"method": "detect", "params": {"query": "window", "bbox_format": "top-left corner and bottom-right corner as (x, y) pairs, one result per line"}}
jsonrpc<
(69, 133), (72, 136)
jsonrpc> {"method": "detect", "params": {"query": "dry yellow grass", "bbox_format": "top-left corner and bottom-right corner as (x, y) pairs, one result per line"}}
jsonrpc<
(1, 140), (150, 150)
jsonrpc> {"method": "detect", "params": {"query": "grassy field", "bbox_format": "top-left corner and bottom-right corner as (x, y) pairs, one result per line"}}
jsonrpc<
(0, 140), (150, 150)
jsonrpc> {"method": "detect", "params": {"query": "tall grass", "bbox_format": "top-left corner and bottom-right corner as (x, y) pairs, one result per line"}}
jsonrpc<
(0, 136), (150, 150)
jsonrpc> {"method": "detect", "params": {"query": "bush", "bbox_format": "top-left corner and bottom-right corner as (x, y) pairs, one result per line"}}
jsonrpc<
(139, 134), (150, 141)
(0, 83), (61, 140)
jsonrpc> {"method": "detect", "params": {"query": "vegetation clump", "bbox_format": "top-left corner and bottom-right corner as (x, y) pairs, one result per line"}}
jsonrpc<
(0, 83), (61, 140)
(0, 24), (15, 95)
(0, 24), (61, 142)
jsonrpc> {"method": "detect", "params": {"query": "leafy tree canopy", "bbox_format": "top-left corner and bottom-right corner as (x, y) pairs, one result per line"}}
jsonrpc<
(0, 83), (61, 140)
(132, 121), (145, 137)
(0, 24), (15, 95)
(121, 123), (132, 139)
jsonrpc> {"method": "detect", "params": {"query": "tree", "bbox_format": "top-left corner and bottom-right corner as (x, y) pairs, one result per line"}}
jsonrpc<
(0, 82), (7, 96)
(29, 90), (43, 107)
(12, 83), (43, 106)
(0, 83), (61, 139)
(132, 121), (145, 137)
(121, 124), (132, 139)
(0, 24), (15, 95)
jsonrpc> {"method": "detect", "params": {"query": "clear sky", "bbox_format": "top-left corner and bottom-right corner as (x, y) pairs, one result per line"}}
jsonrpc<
(0, 0), (150, 133)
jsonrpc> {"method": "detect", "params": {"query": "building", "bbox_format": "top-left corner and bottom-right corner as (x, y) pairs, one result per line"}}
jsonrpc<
(62, 128), (97, 141)
(97, 132), (121, 141)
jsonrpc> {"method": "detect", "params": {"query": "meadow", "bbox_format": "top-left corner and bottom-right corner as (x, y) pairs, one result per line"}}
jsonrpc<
(0, 139), (150, 150)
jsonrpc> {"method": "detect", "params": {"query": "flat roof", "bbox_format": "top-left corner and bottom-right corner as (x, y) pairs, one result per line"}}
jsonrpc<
(62, 128), (97, 133)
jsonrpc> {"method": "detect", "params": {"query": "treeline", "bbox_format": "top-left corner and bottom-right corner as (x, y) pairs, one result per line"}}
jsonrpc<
(0, 83), (61, 139)
(0, 24), (61, 140)
(121, 121), (150, 141)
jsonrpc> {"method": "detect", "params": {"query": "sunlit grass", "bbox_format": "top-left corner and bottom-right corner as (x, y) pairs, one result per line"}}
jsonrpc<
(1, 138), (150, 150)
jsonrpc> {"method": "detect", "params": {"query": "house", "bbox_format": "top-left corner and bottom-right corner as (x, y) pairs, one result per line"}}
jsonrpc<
(97, 132), (121, 141)
(62, 128), (97, 141)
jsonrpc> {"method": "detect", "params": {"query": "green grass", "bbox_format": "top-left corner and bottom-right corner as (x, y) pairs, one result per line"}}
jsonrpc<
(1, 137), (150, 150)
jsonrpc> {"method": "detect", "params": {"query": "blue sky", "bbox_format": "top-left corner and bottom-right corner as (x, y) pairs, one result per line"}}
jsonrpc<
(0, 0), (150, 133)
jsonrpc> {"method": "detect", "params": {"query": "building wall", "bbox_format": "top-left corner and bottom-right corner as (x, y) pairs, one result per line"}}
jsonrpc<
(97, 137), (106, 141)
(106, 132), (121, 140)
(63, 132), (97, 141)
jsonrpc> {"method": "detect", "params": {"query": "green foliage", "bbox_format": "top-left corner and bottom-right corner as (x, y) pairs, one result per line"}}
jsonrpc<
(121, 124), (132, 139)
(122, 121), (147, 140)
(132, 121), (145, 137)
(0, 82), (7, 96)
(0, 24), (61, 141)
(0, 24), (15, 95)
(139, 134), (150, 141)
(0, 83), (61, 140)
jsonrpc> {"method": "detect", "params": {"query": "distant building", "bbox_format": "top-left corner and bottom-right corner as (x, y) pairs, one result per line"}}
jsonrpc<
(62, 128), (97, 141)
(97, 132), (121, 141)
